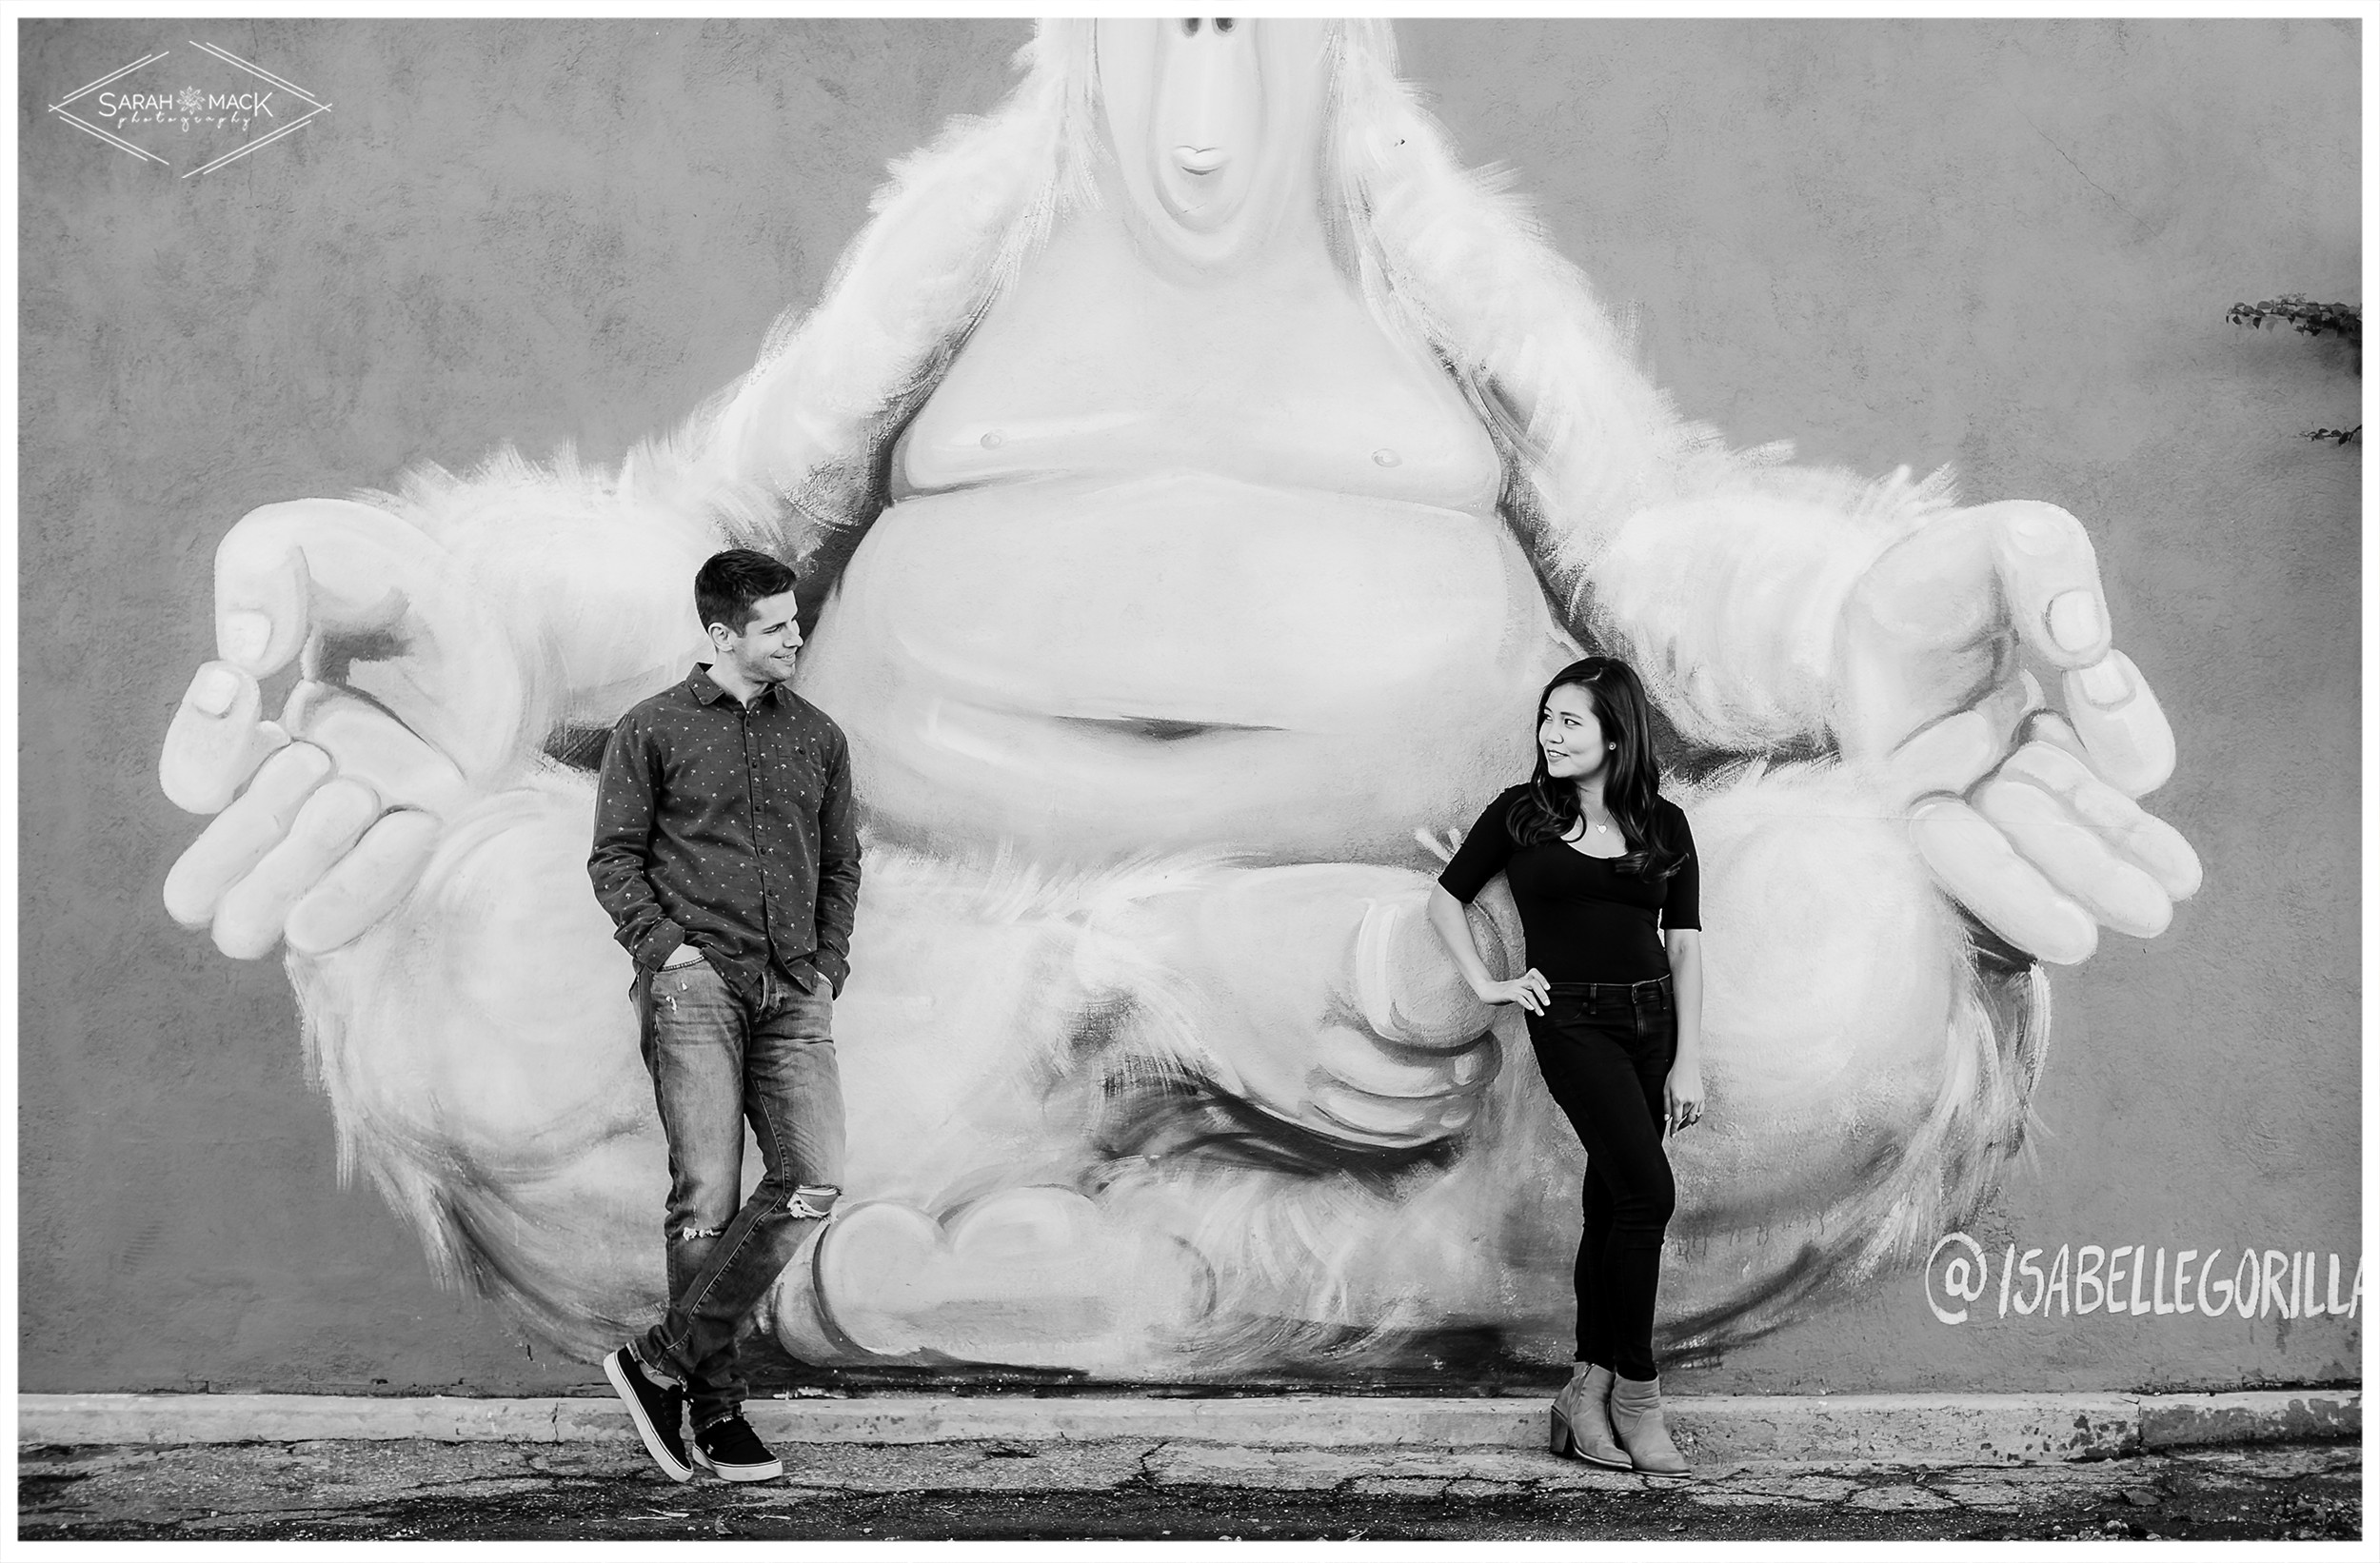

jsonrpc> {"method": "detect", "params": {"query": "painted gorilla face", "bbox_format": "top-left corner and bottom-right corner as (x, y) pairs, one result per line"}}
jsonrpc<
(1093, 18), (1334, 269)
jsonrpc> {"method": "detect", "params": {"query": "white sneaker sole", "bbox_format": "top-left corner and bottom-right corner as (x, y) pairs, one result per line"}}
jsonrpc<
(603, 1351), (693, 1485)
(690, 1444), (784, 1483)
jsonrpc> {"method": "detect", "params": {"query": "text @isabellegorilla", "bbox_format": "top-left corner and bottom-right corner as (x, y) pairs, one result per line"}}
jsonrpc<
(1925, 1234), (2365, 1326)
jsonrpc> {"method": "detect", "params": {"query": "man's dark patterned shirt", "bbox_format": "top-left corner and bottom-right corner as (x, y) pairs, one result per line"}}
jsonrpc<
(588, 663), (861, 1003)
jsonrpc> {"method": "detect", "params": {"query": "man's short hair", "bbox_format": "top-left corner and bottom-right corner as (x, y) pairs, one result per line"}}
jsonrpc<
(695, 549), (800, 637)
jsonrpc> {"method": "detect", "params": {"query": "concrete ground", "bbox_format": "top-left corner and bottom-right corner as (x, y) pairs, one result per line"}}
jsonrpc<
(17, 1436), (2361, 1542)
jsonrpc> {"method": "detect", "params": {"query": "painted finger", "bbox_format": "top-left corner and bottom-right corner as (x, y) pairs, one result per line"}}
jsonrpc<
(284, 809), (442, 957)
(214, 499), (526, 779)
(1308, 1079), (1480, 1146)
(1993, 739), (2202, 900)
(209, 778), (384, 960)
(2061, 650), (2178, 797)
(214, 499), (445, 677)
(1984, 501), (2112, 671)
(212, 497), (414, 675)
(1910, 796), (2099, 964)
(159, 661), (289, 815)
(1837, 510), (2002, 762)
(1970, 775), (2172, 939)
(2014, 707), (2093, 763)
(160, 743), (335, 929)
(1850, 508), (2000, 653)
(1312, 1026), (1496, 1101)
(804, 1201), (944, 1359)
(1882, 674), (2038, 803)
(2071, 786), (2200, 900)
(1352, 892), (1497, 1050)
(281, 683), (472, 817)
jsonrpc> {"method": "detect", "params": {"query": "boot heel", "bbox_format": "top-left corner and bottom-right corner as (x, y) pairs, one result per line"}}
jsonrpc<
(1553, 1366), (1635, 1469)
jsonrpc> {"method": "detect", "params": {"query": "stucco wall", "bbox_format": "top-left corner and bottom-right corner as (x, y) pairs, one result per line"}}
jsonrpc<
(19, 17), (2359, 1395)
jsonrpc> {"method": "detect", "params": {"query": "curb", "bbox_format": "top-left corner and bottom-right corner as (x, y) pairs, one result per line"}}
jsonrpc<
(16, 1389), (2356, 1466)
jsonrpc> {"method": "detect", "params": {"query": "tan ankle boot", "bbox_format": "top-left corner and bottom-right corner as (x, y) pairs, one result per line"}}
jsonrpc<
(1549, 1364), (1629, 1468)
(1608, 1374), (1690, 1475)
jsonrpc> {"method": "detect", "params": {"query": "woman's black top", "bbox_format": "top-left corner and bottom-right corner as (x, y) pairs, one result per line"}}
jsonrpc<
(1438, 784), (1699, 985)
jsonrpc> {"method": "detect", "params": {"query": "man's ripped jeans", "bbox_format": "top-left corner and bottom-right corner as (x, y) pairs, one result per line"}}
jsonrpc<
(629, 957), (844, 1430)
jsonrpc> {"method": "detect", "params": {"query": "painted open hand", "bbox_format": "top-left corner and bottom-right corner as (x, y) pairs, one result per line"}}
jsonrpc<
(1107, 865), (1517, 1150)
(1840, 500), (2202, 964)
(157, 500), (527, 958)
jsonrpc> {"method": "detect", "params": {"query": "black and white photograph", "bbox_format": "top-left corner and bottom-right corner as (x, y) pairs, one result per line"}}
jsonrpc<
(14, 6), (2366, 1549)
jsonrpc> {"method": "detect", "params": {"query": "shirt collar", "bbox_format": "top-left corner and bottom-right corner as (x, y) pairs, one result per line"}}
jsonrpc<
(689, 663), (787, 708)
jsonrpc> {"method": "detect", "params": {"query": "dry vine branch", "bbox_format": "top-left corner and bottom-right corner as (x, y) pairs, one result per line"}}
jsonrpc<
(2228, 295), (2361, 445)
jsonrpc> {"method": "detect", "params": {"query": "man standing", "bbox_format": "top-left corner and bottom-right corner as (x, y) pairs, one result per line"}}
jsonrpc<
(588, 548), (860, 1484)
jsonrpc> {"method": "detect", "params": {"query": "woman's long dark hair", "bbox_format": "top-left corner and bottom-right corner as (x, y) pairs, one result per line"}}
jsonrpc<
(1505, 657), (1684, 880)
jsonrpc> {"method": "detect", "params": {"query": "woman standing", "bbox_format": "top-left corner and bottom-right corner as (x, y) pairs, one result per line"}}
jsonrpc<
(1427, 657), (1704, 1476)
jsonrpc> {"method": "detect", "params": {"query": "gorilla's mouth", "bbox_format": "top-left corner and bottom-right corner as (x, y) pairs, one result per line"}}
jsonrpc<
(1057, 714), (1280, 743)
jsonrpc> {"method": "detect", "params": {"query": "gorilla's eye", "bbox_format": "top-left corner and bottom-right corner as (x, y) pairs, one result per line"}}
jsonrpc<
(1180, 17), (1201, 35)
(1215, 18), (1236, 32)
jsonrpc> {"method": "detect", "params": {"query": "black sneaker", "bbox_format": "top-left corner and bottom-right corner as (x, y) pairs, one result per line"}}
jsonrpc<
(603, 1346), (692, 1483)
(690, 1414), (784, 1482)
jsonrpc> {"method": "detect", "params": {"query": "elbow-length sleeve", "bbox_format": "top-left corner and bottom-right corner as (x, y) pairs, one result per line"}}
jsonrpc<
(1660, 802), (1701, 931)
(1438, 790), (1520, 904)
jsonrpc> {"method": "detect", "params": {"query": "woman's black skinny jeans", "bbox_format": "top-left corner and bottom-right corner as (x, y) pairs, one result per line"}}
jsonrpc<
(1525, 976), (1677, 1381)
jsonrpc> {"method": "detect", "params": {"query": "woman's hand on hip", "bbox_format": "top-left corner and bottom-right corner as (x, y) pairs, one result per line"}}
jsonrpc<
(1477, 968), (1550, 1016)
(1665, 1058), (1707, 1134)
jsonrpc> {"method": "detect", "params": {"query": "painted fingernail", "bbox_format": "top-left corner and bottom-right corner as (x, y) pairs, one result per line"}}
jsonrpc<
(2077, 655), (2131, 709)
(1449, 1050), (1482, 1084)
(1438, 1098), (1477, 1130)
(220, 610), (272, 665)
(2047, 590), (2105, 653)
(189, 665), (241, 716)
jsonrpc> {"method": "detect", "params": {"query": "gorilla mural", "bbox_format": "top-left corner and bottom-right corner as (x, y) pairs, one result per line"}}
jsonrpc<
(156, 19), (2200, 1377)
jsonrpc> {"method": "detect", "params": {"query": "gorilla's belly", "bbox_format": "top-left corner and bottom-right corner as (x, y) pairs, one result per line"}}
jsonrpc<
(795, 471), (1573, 864)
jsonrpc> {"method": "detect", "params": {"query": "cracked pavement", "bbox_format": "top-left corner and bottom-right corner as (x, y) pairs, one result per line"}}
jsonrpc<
(16, 1436), (2360, 1541)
